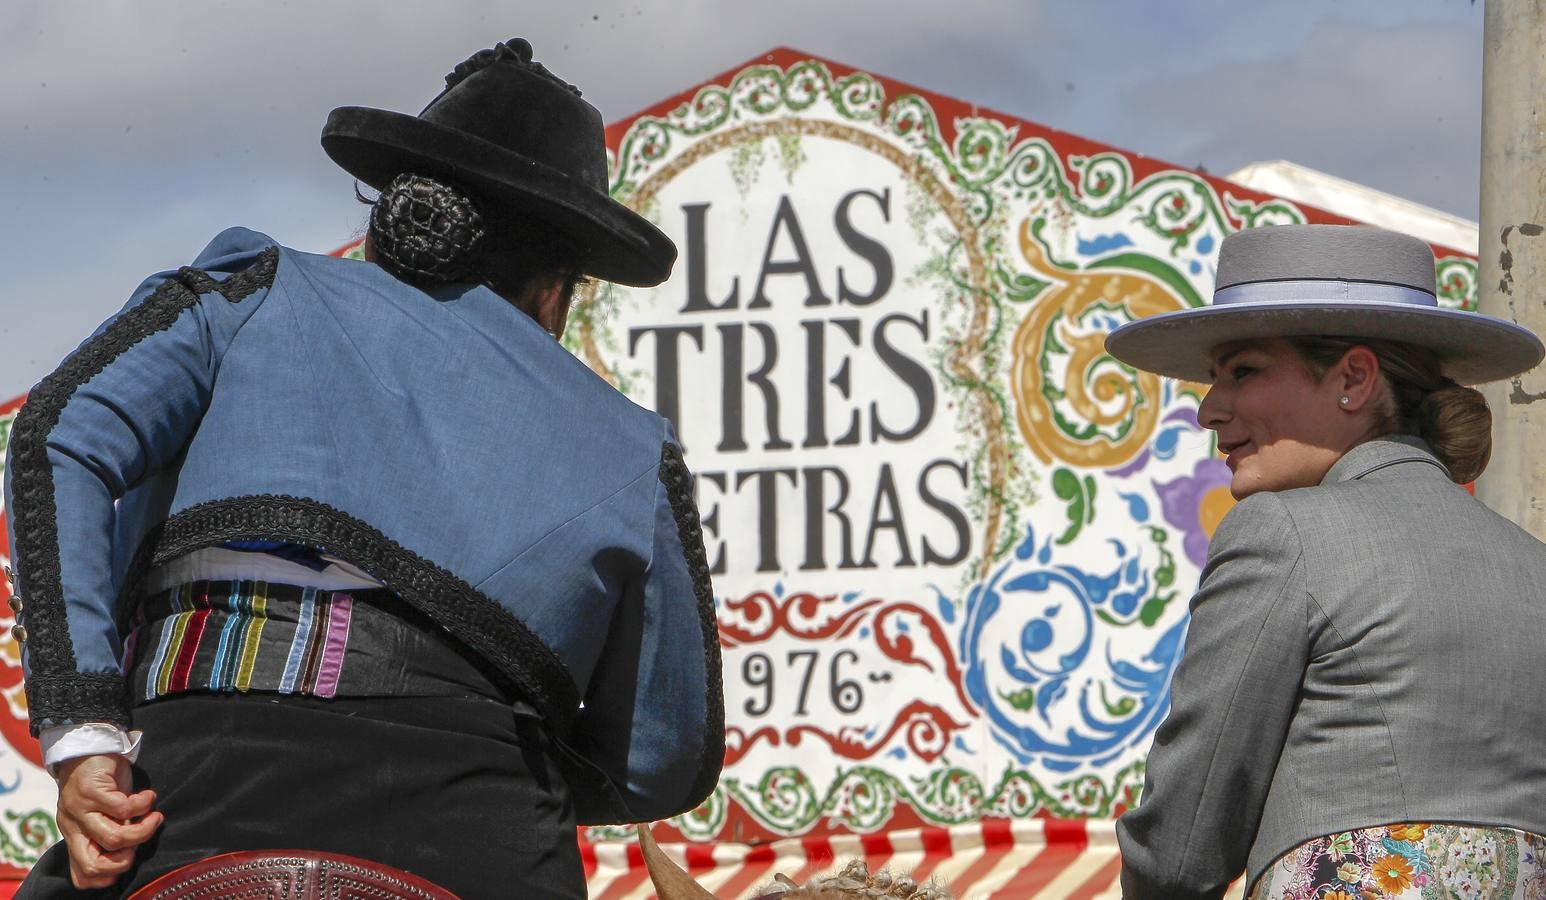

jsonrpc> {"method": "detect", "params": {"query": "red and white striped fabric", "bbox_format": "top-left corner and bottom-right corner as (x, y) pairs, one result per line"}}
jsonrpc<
(582, 819), (1245, 899)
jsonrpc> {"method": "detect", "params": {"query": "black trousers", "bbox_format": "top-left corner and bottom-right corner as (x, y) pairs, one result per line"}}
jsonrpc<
(18, 692), (585, 899)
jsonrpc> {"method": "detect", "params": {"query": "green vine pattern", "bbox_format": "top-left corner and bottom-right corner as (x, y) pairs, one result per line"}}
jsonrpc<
(0, 412), (15, 462)
(722, 762), (1144, 834)
(0, 809), (58, 868)
(577, 788), (730, 843)
(727, 139), (767, 203)
(581, 761), (1142, 842)
(562, 280), (648, 395)
(986, 761), (1146, 819)
(674, 785), (730, 841)
(610, 61), (886, 206)
(915, 243), (1038, 578)
(1436, 257), (1478, 311)
(582, 823), (635, 842)
(725, 768), (822, 834)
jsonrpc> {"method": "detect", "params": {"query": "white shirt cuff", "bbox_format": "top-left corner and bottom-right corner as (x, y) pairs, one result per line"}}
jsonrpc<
(39, 723), (143, 774)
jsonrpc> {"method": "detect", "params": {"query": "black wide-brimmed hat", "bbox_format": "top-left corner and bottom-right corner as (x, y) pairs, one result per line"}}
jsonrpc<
(321, 38), (675, 287)
(1105, 224), (1543, 385)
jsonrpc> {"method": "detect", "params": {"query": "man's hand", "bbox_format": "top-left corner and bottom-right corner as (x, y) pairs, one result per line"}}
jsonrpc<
(55, 753), (162, 890)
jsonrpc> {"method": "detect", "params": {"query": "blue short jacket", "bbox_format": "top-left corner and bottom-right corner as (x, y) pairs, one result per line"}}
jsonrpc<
(4, 227), (722, 823)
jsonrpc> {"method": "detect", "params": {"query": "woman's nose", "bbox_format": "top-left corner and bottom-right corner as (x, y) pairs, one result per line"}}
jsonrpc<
(1197, 386), (1227, 430)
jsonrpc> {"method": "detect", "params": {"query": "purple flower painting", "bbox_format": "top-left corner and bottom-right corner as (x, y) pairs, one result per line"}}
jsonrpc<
(1154, 458), (1234, 567)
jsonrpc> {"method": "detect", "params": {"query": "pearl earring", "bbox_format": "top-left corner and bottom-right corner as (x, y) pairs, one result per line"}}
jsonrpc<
(1339, 396), (1351, 406)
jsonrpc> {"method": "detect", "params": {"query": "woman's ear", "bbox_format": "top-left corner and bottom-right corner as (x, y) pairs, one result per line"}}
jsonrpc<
(638, 825), (720, 900)
(1336, 344), (1382, 411)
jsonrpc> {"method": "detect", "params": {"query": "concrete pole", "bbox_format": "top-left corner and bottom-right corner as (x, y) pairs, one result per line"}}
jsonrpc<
(1475, 0), (1546, 534)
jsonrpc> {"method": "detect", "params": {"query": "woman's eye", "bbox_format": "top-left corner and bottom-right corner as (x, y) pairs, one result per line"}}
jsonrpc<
(1231, 365), (1256, 380)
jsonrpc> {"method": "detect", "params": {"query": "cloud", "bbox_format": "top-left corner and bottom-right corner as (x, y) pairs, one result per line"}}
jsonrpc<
(0, 0), (1063, 394)
(0, 0), (1483, 396)
(1106, 17), (1483, 218)
(0, 0), (1046, 167)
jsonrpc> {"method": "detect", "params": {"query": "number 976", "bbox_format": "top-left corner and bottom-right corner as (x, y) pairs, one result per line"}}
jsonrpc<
(740, 649), (865, 717)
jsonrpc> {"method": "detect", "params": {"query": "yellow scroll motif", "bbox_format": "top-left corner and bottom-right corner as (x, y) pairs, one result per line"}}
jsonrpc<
(1011, 220), (1190, 468)
(0, 614), (24, 721)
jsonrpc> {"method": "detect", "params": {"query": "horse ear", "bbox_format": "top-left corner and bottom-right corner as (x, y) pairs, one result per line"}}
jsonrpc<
(637, 824), (720, 900)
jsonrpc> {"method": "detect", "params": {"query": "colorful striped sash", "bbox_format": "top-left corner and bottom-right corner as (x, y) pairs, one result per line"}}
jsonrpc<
(127, 580), (505, 703)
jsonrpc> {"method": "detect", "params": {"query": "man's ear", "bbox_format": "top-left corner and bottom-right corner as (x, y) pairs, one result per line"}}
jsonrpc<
(528, 272), (571, 338)
(637, 825), (719, 900)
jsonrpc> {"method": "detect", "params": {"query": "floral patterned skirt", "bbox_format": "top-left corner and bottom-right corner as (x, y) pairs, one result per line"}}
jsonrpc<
(1249, 823), (1546, 899)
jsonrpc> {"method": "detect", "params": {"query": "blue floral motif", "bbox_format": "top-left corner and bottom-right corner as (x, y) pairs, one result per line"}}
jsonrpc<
(959, 525), (1184, 767)
(1109, 407), (1201, 478)
(1076, 232), (1135, 256)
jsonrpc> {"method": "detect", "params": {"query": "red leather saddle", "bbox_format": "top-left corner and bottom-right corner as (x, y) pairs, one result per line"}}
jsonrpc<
(127, 850), (460, 899)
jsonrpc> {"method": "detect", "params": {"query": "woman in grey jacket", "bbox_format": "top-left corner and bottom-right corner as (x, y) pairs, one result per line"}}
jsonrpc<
(1104, 224), (1546, 899)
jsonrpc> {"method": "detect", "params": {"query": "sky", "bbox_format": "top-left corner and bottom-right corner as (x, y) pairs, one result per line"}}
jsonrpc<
(0, 0), (1486, 395)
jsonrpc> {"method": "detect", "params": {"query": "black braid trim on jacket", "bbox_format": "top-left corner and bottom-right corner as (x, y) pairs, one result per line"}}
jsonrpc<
(222, 248), (279, 301)
(23, 673), (128, 733)
(126, 494), (580, 734)
(8, 247), (278, 735)
(174, 247), (277, 303)
(657, 441), (725, 811)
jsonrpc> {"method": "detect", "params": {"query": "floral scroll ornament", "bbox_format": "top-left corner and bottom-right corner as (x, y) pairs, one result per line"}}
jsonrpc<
(1010, 221), (1194, 469)
(715, 760), (1147, 834)
(1435, 256), (1479, 312)
(0, 401), (37, 771)
(0, 397), (61, 873)
(960, 523), (1183, 771)
(719, 592), (972, 767)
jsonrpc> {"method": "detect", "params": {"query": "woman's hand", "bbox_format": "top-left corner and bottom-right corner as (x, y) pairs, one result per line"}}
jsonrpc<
(54, 753), (163, 889)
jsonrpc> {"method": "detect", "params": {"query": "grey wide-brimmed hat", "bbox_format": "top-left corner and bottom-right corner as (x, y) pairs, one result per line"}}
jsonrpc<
(1104, 224), (1544, 385)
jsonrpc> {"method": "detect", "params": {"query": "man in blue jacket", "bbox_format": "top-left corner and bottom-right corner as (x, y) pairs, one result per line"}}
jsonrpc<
(8, 37), (721, 898)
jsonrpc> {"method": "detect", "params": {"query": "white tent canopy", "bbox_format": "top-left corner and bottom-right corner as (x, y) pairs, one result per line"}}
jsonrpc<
(1227, 159), (1478, 255)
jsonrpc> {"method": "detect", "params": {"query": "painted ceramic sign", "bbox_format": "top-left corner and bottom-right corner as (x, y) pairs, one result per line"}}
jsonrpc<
(571, 49), (1477, 844)
(0, 396), (62, 876)
(0, 49), (1480, 868)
